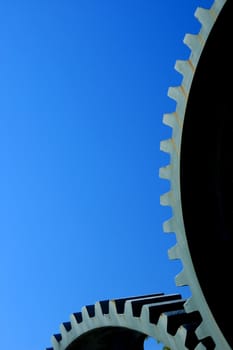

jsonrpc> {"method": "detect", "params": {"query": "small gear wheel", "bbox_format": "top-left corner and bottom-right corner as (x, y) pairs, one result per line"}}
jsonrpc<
(46, 293), (212, 350)
(46, 1), (232, 349)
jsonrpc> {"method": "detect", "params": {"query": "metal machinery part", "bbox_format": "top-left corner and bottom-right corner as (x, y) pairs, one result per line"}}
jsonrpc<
(46, 0), (232, 349)
(46, 293), (213, 350)
(160, 0), (232, 348)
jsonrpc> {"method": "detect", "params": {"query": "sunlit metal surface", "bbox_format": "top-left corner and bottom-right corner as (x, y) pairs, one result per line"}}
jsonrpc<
(160, 0), (232, 348)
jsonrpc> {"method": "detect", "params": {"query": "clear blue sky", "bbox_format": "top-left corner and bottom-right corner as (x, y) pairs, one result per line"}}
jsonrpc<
(0, 1), (212, 349)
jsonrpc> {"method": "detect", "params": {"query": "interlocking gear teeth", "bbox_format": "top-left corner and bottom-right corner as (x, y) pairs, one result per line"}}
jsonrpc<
(46, 1), (231, 349)
(46, 293), (211, 350)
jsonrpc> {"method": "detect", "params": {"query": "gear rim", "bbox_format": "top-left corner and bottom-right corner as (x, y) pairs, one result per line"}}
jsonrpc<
(46, 293), (212, 350)
(160, 0), (232, 348)
(46, 1), (232, 349)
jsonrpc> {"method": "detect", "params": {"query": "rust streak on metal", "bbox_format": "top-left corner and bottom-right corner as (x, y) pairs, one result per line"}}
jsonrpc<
(180, 85), (188, 99)
(173, 111), (183, 128)
(187, 59), (195, 73)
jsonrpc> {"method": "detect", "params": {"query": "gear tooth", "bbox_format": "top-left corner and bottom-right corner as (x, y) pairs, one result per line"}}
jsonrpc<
(61, 321), (71, 332)
(158, 311), (169, 328)
(194, 343), (207, 350)
(159, 164), (171, 180)
(195, 324), (209, 342)
(74, 306), (92, 334)
(51, 335), (61, 350)
(160, 191), (172, 207)
(184, 297), (223, 349)
(94, 301), (104, 315)
(195, 7), (213, 26)
(184, 33), (203, 55)
(70, 311), (82, 326)
(163, 217), (175, 233)
(168, 244), (179, 260)
(125, 299), (135, 318)
(59, 323), (69, 345)
(168, 86), (181, 102)
(175, 269), (187, 287)
(70, 314), (82, 339)
(78, 308), (91, 333)
(183, 33), (195, 50)
(70, 313), (77, 328)
(140, 303), (150, 321)
(184, 296), (195, 313)
(163, 112), (177, 128)
(109, 299), (118, 321)
(160, 138), (174, 154)
(94, 302), (108, 325)
(173, 325), (189, 349)
(81, 305), (91, 320)
(175, 60), (195, 96)
(195, 6), (221, 33)
(156, 313), (169, 340)
(141, 304), (159, 337)
(169, 86), (188, 109)
(174, 59), (189, 75)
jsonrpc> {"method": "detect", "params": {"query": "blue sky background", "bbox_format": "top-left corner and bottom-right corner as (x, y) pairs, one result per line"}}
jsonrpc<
(0, 1), (212, 349)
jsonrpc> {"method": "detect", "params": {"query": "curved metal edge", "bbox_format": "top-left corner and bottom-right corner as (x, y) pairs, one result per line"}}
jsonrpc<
(159, 0), (230, 349)
(45, 293), (209, 350)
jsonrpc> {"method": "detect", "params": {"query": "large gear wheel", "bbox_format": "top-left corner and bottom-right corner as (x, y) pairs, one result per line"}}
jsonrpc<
(46, 0), (232, 349)
(46, 293), (213, 350)
(160, 0), (232, 348)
